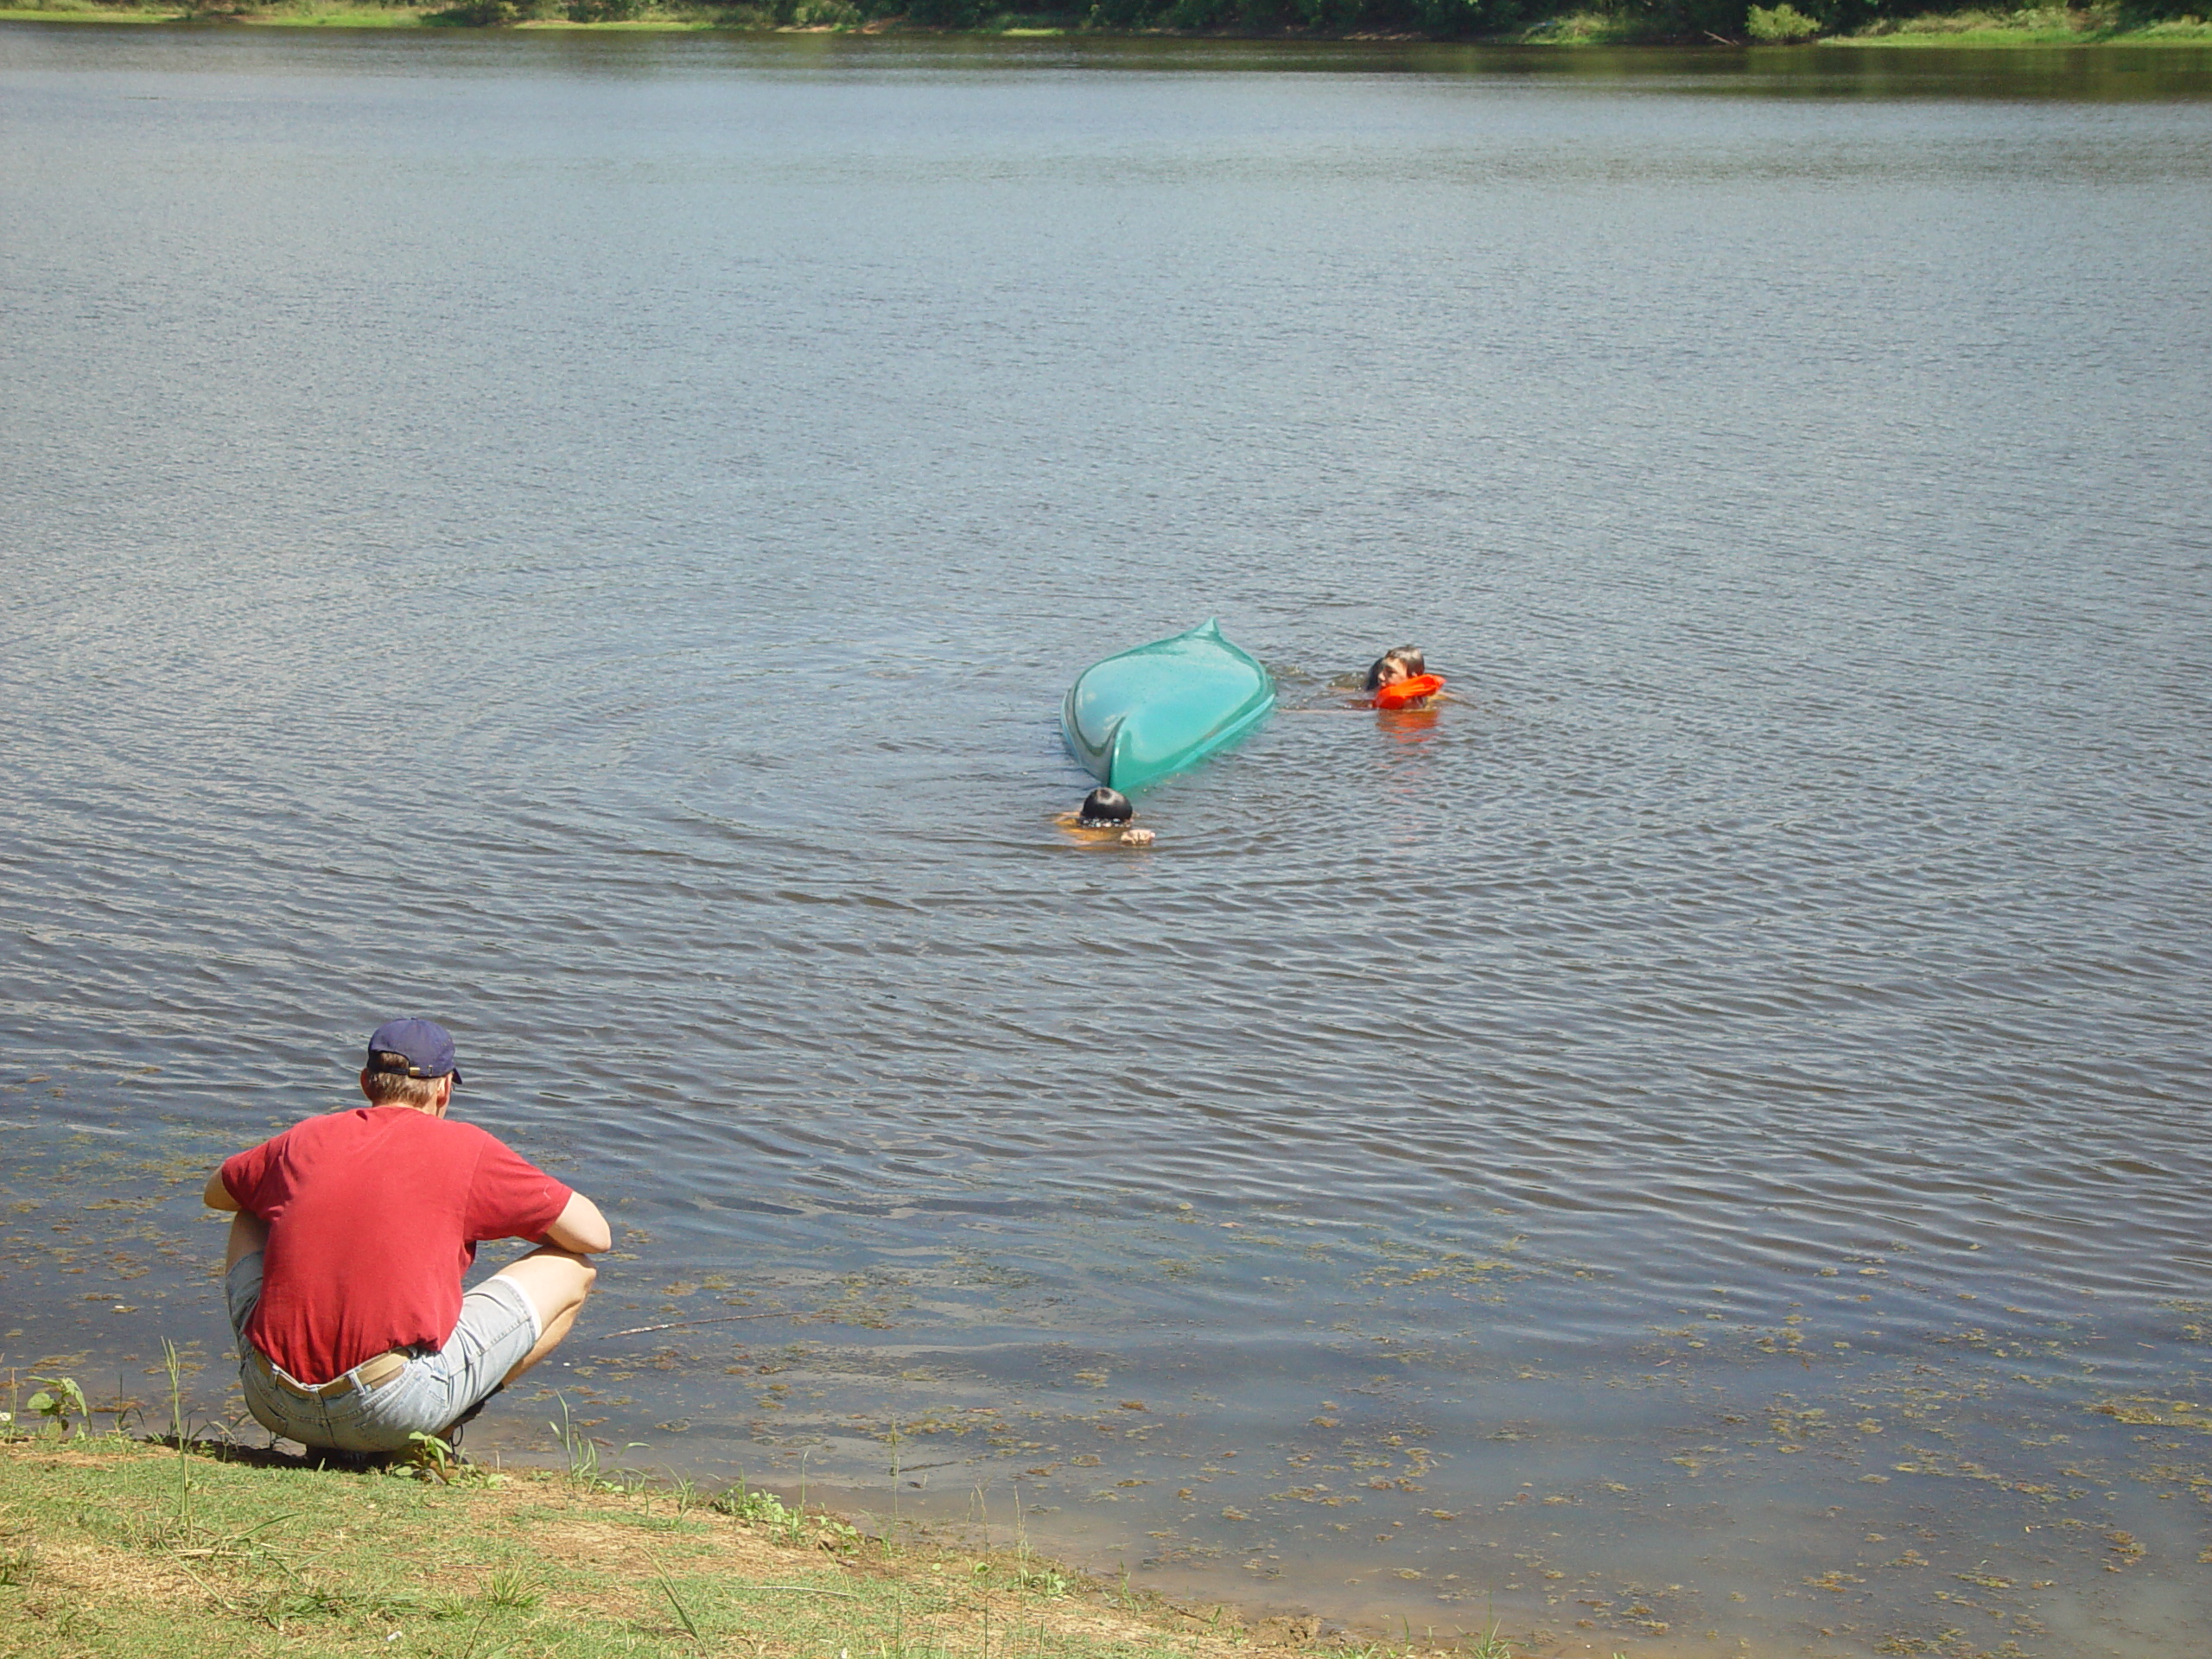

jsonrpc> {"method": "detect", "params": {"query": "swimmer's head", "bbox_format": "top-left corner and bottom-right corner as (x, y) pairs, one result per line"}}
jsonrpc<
(1364, 645), (1427, 690)
(1077, 786), (1134, 828)
(1365, 654), (1411, 690)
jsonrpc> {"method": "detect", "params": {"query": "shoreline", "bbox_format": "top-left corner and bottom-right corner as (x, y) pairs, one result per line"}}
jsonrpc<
(2, 3), (2208, 43)
(0, 1432), (1529, 1659)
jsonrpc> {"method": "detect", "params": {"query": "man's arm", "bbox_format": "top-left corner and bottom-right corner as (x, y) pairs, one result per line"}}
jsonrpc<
(537, 1191), (611, 1255)
(202, 1167), (241, 1211)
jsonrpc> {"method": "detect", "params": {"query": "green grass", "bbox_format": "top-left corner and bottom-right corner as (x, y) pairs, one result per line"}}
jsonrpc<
(0, 1433), (1283, 1659)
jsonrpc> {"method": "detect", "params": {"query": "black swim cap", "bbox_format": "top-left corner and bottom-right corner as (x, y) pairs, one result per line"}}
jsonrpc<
(1077, 786), (1133, 827)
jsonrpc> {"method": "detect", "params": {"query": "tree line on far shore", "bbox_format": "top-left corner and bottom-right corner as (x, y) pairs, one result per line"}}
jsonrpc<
(49, 0), (2212, 45)
(435, 0), (2209, 41)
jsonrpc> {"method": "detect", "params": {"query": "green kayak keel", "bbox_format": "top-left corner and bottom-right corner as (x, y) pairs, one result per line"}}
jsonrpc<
(1062, 619), (1276, 793)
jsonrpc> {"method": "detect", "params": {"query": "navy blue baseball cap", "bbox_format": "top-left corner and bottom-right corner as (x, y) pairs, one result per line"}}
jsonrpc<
(365, 1018), (463, 1086)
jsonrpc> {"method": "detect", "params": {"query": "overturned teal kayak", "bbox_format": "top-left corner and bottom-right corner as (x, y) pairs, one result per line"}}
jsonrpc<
(1062, 619), (1276, 793)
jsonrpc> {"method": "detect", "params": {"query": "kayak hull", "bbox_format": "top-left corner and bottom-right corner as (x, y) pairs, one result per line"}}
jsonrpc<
(1062, 619), (1275, 793)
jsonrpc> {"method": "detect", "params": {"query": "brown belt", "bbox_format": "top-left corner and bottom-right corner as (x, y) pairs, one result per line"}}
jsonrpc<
(251, 1347), (410, 1399)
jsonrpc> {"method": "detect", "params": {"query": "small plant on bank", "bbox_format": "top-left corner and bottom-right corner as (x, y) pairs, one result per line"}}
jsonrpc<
(26, 1376), (88, 1438)
(480, 1567), (542, 1610)
(652, 1560), (706, 1641)
(401, 1430), (459, 1482)
(704, 1471), (865, 1551)
(710, 1476), (794, 1529)
(792, 1451), (816, 1548)
(157, 1339), (196, 1540)
(1009, 1485), (1068, 1596)
(550, 1395), (604, 1488)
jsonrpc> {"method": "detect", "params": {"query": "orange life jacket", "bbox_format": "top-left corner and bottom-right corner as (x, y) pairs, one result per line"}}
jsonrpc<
(1374, 673), (1445, 710)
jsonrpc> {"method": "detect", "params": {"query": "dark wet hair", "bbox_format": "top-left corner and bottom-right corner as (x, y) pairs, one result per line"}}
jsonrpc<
(1363, 645), (1427, 691)
(1078, 787), (1133, 827)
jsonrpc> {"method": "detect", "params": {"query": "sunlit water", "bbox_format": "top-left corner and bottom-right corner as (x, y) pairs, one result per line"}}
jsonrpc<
(4, 23), (2212, 1656)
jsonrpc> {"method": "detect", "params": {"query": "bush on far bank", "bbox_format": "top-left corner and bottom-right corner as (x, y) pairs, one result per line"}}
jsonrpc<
(1747, 2), (1821, 35)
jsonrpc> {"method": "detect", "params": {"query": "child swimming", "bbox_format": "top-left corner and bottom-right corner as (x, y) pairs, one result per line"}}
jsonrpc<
(1363, 645), (1446, 709)
(1363, 645), (1427, 692)
(1077, 786), (1132, 827)
(1055, 787), (1154, 846)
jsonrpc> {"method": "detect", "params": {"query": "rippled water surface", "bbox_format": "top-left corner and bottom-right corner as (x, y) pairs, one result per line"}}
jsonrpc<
(5, 23), (2212, 1656)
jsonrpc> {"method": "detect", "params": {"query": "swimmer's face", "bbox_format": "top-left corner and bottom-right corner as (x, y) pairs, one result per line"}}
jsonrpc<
(1376, 658), (1412, 687)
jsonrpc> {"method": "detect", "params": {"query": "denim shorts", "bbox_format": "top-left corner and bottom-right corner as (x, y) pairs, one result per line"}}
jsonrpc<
(226, 1252), (541, 1453)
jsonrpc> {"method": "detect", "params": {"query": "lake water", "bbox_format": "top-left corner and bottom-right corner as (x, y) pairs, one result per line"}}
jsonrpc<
(4, 22), (2212, 1656)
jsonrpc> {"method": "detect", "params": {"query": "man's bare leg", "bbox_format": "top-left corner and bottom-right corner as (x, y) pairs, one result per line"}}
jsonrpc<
(488, 1247), (598, 1384)
(226, 1211), (269, 1270)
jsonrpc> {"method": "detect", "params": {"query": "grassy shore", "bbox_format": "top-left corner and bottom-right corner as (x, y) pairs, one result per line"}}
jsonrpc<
(1, 1432), (1462, 1659)
(1, 0), (2207, 40)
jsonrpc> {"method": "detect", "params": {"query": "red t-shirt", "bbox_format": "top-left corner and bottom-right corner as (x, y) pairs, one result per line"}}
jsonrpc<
(221, 1107), (573, 1385)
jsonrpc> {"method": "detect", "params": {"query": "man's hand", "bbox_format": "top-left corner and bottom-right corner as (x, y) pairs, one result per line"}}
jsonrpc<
(538, 1191), (611, 1255)
(202, 1168), (241, 1212)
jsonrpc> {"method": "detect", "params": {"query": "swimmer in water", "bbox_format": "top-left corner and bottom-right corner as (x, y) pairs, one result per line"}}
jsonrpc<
(1360, 645), (1454, 710)
(1077, 786), (1133, 828)
(1055, 787), (1154, 845)
(1363, 645), (1427, 692)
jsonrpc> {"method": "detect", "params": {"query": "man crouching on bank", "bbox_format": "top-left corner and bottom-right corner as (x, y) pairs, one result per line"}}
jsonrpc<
(203, 1019), (610, 1456)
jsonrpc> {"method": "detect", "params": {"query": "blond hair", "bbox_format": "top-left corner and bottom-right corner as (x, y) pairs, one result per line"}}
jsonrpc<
(361, 1070), (447, 1110)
